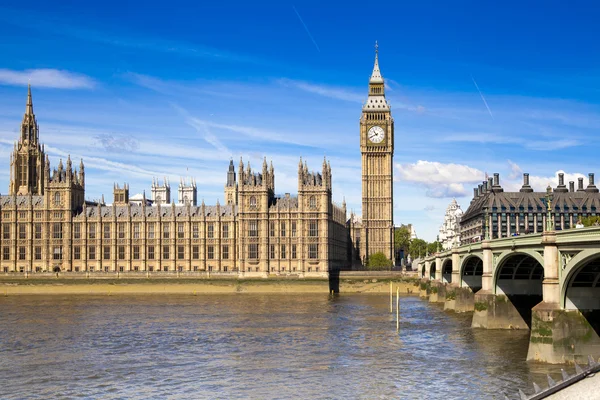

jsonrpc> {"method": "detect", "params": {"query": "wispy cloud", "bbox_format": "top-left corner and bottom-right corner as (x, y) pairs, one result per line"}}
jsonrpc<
(0, 7), (264, 66)
(0, 69), (95, 89)
(93, 134), (139, 153)
(277, 78), (363, 102)
(172, 103), (232, 154)
(292, 6), (320, 52)
(442, 133), (581, 151)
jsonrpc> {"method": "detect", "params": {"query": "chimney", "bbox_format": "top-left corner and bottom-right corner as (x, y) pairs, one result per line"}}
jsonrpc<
(473, 188), (478, 198)
(577, 177), (585, 191)
(491, 173), (504, 193)
(555, 172), (568, 193)
(520, 173), (533, 193)
(478, 184), (483, 197)
(569, 181), (575, 192)
(483, 180), (488, 193)
(586, 173), (599, 193)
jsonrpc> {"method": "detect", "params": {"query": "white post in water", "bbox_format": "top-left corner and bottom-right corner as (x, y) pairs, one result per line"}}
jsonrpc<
(389, 281), (393, 313)
(396, 287), (400, 331)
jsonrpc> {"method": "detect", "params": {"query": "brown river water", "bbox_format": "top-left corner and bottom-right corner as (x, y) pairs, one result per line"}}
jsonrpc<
(0, 294), (568, 399)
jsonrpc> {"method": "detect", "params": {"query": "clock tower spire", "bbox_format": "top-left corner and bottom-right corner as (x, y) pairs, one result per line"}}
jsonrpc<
(359, 43), (395, 266)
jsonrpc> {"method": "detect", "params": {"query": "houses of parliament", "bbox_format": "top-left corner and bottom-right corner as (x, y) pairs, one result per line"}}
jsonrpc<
(0, 48), (394, 275)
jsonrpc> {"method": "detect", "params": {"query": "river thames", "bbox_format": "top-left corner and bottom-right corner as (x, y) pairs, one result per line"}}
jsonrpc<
(0, 294), (566, 399)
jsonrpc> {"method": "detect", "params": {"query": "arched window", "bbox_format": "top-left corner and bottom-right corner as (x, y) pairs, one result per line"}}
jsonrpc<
(250, 196), (257, 207)
(54, 192), (61, 205)
(309, 196), (316, 208)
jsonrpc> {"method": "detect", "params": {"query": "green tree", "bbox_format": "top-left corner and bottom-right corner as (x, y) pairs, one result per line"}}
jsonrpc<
(409, 239), (427, 259)
(366, 252), (393, 270)
(581, 216), (600, 227)
(394, 225), (411, 252)
(427, 241), (442, 255)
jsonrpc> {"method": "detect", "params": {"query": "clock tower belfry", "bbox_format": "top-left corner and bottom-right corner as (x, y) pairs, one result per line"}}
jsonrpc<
(359, 43), (394, 265)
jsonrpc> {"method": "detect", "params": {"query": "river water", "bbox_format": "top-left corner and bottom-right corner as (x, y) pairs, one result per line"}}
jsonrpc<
(0, 294), (568, 399)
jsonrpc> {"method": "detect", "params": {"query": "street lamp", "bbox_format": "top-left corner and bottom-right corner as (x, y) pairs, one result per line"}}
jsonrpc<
(545, 185), (554, 232)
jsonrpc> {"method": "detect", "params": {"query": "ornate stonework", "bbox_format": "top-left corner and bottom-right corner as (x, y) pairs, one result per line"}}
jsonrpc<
(0, 87), (348, 275)
(357, 43), (395, 264)
(438, 199), (463, 250)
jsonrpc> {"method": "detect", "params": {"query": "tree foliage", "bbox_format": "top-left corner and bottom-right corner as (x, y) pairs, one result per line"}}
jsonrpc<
(580, 216), (600, 227)
(427, 241), (442, 255)
(394, 226), (411, 251)
(409, 239), (427, 259)
(366, 252), (393, 270)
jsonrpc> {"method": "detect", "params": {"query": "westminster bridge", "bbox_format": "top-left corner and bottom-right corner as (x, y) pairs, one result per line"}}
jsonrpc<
(415, 227), (600, 364)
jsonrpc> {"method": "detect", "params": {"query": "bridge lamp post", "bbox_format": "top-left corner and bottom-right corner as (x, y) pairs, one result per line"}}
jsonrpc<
(545, 185), (554, 232)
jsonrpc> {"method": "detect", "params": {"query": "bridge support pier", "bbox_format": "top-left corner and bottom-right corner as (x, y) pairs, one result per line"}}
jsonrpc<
(444, 285), (475, 312)
(527, 231), (600, 363)
(528, 302), (600, 364)
(429, 281), (446, 303)
(419, 278), (430, 298)
(471, 291), (530, 329)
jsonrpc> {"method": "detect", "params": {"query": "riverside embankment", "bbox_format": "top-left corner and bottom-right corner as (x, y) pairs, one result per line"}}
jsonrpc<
(0, 272), (420, 295)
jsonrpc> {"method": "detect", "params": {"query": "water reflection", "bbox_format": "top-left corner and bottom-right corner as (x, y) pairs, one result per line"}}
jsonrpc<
(0, 294), (566, 399)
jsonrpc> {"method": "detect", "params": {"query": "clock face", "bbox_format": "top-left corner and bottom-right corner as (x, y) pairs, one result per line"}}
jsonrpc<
(368, 126), (385, 143)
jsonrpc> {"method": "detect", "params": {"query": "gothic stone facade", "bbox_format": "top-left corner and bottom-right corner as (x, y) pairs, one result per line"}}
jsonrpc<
(350, 45), (395, 265)
(460, 172), (600, 244)
(1, 86), (348, 275)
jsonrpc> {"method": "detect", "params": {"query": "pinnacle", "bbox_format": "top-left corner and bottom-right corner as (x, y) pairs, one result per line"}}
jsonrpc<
(369, 43), (384, 84)
(25, 83), (34, 116)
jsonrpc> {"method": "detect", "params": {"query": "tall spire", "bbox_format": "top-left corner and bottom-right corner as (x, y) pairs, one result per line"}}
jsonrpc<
(26, 83), (34, 116)
(369, 41), (383, 84)
(363, 41), (389, 111)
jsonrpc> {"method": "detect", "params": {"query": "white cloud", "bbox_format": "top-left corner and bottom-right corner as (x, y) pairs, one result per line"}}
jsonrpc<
(395, 160), (484, 198)
(507, 159), (522, 179)
(0, 69), (95, 89)
(496, 161), (588, 192)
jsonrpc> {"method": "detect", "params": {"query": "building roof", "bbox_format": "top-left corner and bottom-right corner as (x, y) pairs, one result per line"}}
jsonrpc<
(0, 195), (44, 207)
(77, 204), (236, 219)
(462, 174), (600, 222)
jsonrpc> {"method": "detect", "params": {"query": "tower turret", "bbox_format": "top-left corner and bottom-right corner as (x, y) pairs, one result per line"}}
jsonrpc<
(9, 84), (46, 195)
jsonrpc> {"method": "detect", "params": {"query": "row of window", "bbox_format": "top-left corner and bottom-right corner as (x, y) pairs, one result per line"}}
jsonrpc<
(3, 220), (322, 240)
(2, 222), (232, 240)
(3, 244), (318, 261)
(3, 211), (62, 220)
(5, 265), (322, 273)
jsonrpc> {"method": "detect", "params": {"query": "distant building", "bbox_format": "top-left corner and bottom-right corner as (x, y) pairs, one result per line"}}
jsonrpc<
(438, 199), (462, 250)
(460, 172), (600, 244)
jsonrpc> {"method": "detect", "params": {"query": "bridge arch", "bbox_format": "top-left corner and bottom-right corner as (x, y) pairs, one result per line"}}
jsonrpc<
(430, 260), (436, 280)
(460, 255), (483, 292)
(421, 263), (426, 279)
(561, 249), (600, 310)
(442, 259), (452, 283)
(493, 251), (544, 328)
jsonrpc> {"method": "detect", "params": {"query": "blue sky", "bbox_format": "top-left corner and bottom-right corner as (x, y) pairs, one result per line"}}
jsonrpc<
(1, 1), (600, 241)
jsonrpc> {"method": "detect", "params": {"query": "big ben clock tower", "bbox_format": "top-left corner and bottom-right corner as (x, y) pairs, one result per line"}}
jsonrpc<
(360, 42), (394, 265)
